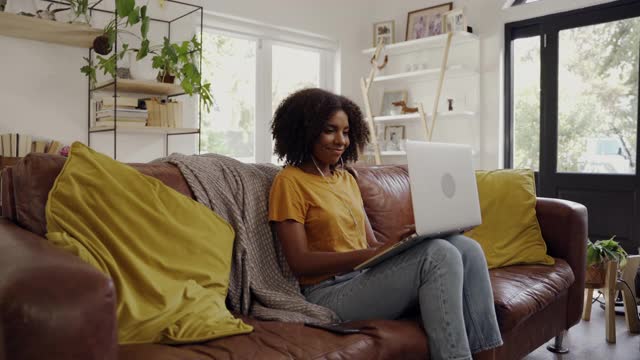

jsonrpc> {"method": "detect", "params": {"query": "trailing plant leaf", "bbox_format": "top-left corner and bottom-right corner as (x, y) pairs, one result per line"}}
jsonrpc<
(137, 39), (150, 60)
(116, 0), (135, 19)
(81, 57), (96, 86)
(128, 6), (140, 26)
(140, 6), (149, 38)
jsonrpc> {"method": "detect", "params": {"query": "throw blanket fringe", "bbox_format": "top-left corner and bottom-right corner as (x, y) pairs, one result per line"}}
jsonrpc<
(162, 153), (338, 324)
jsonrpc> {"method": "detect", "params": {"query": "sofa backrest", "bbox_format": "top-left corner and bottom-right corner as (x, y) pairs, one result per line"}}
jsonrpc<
(352, 165), (416, 243)
(2, 154), (415, 243)
(2, 153), (194, 237)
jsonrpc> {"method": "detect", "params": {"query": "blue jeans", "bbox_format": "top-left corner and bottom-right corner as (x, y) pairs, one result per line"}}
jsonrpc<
(302, 234), (503, 360)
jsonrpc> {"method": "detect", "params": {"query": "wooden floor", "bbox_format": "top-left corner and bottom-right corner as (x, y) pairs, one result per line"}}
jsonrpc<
(524, 301), (639, 360)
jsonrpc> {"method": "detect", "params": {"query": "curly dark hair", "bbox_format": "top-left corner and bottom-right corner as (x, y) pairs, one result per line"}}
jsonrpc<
(271, 88), (370, 166)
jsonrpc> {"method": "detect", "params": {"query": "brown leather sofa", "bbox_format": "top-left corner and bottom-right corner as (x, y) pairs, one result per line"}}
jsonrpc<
(0, 154), (587, 360)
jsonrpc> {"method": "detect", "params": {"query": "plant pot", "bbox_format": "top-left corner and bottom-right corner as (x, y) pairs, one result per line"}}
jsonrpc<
(129, 53), (156, 81)
(585, 263), (606, 288)
(157, 72), (175, 84)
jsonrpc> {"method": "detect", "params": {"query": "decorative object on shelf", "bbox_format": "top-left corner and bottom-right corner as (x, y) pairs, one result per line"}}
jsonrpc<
(444, 8), (467, 33)
(81, 1), (212, 111)
(373, 20), (394, 47)
(447, 98), (454, 111)
(36, 3), (68, 21)
(585, 236), (627, 287)
(384, 125), (405, 151)
(128, 52), (156, 80)
(66, 0), (96, 25)
(372, 53), (388, 70)
(116, 67), (131, 79)
(392, 100), (419, 114)
(380, 90), (407, 116)
(406, 2), (452, 41)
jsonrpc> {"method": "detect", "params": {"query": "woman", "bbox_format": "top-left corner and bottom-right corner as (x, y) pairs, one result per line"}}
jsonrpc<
(268, 88), (502, 360)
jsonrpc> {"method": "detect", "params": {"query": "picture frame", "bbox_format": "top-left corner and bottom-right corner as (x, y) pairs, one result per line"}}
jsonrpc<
(373, 20), (395, 47)
(384, 125), (406, 151)
(444, 8), (467, 33)
(380, 90), (408, 116)
(406, 2), (453, 41)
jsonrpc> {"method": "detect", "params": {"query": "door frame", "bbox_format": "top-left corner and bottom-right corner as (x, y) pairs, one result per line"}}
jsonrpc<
(504, 0), (640, 248)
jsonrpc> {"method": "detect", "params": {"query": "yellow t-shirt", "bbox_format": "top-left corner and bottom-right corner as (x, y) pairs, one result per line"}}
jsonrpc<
(268, 166), (368, 286)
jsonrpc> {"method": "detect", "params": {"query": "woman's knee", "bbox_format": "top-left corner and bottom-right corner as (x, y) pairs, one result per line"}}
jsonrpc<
(448, 234), (487, 267)
(416, 238), (463, 270)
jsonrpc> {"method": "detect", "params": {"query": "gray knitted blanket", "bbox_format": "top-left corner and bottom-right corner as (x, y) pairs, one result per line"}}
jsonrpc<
(162, 153), (338, 324)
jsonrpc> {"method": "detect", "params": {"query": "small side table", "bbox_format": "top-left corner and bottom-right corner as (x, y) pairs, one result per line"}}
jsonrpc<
(582, 256), (640, 343)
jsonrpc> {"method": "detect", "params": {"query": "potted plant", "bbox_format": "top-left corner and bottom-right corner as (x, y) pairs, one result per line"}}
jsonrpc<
(586, 236), (628, 287)
(81, 0), (212, 111)
(66, 0), (98, 25)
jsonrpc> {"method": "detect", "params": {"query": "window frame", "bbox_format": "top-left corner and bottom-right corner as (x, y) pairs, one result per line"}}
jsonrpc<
(202, 12), (338, 163)
(504, 0), (640, 172)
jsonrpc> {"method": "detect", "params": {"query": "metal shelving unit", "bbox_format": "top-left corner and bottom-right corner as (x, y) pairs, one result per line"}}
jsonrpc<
(74, 0), (205, 160)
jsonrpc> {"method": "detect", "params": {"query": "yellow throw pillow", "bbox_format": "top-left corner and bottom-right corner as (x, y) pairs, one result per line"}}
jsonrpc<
(46, 142), (253, 344)
(464, 169), (554, 269)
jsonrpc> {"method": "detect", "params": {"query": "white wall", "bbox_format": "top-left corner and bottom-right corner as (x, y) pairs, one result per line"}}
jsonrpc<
(0, 0), (620, 164)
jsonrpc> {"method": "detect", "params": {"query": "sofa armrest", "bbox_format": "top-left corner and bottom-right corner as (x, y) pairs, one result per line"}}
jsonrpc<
(536, 197), (588, 328)
(0, 219), (118, 360)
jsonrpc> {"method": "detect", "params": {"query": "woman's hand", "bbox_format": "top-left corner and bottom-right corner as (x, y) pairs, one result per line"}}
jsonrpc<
(274, 220), (383, 275)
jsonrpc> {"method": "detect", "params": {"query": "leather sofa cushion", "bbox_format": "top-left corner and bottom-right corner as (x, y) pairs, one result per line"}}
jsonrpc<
(119, 317), (428, 360)
(353, 165), (415, 243)
(490, 258), (574, 332)
(11, 153), (193, 237)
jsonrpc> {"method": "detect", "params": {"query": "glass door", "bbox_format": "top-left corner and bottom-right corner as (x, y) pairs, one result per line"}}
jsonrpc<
(506, 2), (640, 252)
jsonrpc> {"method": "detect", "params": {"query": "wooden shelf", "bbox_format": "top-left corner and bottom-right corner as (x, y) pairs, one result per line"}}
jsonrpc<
(0, 12), (102, 48)
(92, 79), (184, 96)
(373, 65), (477, 85)
(374, 111), (476, 122)
(90, 126), (199, 135)
(369, 148), (479, 157)
(380, 151), (406, 156)
(362, 31), (479, 56)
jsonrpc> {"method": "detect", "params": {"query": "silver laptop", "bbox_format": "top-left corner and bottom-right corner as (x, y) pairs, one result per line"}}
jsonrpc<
(355, 141), (482, 270)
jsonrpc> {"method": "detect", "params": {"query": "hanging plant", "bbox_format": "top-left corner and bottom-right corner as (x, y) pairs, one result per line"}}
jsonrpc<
(81, 0), (212, 111)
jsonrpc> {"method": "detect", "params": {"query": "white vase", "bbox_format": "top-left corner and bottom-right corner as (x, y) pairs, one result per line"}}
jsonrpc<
(129, 53), (157, 81)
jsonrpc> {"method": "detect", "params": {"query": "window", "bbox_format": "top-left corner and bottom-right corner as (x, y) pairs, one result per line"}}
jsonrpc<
(512, 35), (541, 171)
(200, 15), (337, 163)
(201, 33), (257, 163)
(271, 44), (321, 163)
(556, 19), (639, 174)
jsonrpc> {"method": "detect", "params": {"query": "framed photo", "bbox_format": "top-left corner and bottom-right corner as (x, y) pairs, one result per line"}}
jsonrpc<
(380, 90), (408, 116)
(444, 8), (467, 33)
(384, 125), (405, 151)
(406, 2), (453, 41)
(373, 20), (395, 47)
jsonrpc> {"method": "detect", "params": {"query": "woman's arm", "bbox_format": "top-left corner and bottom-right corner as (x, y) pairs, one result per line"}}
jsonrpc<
(274, 220), (379, 276)
(364, 211), (385, 248)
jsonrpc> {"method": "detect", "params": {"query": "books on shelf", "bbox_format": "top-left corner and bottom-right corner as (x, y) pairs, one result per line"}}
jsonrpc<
(33, 141), (48, 153)
(98, 96), (140, 109)
(1, 134), (11, 156)
(95, 120), (147, 127)
(47, 140), (61, 154)
(0, 133), (64, 157)
(96, 108), (148, 119)
(146, 98), (183, 128)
